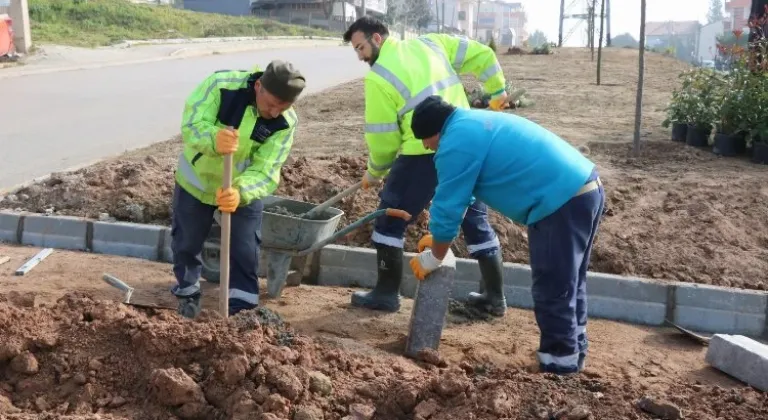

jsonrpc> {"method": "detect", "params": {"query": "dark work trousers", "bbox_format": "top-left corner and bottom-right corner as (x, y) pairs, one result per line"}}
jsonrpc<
(527, 167), (606, 374)
(169, 182), (264, 314)
(372, 154), (499, 257)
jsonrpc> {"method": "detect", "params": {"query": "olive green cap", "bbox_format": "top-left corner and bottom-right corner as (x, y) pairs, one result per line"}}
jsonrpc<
(260, 59), (306, 102)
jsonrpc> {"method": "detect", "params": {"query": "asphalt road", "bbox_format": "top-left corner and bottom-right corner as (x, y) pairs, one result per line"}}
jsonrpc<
(0, 45), (368, 192)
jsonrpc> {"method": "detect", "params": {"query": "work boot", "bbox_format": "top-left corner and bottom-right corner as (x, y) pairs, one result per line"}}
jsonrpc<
(177, 293), (202, 319)
(350, 245), (403, 312)
(467, 252), (507, 317)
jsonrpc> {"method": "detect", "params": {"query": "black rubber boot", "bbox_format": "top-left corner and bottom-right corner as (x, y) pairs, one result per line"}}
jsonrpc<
(177, 293), (202, 319)
(350, 245), (403, 312)
(467, 252), (507, 317)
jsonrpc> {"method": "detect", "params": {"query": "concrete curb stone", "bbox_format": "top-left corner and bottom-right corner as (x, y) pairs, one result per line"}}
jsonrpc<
(1, 211), (767, 338)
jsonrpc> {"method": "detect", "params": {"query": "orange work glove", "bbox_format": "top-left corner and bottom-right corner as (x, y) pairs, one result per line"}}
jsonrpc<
(215, 128), (239, 155)
(362, 171), (382, 190)
(215, 187), (240, 213)
(488, 91), (509, 111)
(409, 250), (443, 281)
(417, 234), (433, 252)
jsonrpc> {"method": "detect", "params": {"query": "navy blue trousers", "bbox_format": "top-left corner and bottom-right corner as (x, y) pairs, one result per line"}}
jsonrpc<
(372, 154), (499, 257)
(528, 168), (605, 373)
(170, 183), (263, 314)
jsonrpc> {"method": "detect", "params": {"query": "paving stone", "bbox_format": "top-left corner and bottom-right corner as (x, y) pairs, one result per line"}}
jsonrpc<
(0, 211), (21, 243)
(21, 215), (87, 250)
(91, 221), (163, 260)
(405, 251), (457, 358)
(705, 334), (768, 392)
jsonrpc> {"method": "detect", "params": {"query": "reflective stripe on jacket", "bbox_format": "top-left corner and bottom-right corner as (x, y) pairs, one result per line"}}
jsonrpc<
(176, 68), (298, 206)
(364, 33), (506, 177)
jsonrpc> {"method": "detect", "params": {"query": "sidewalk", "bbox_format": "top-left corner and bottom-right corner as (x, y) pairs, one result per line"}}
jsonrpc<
(0, 36), (342, 79)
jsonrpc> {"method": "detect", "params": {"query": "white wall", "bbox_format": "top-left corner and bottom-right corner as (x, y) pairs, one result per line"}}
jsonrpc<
(697, 20), (723, 63)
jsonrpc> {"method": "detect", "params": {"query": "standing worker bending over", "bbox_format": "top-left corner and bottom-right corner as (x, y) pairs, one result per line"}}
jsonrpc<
(171, 60), (306, 319)
(343, 16), (510, 313)
(409, 96), (606, 374)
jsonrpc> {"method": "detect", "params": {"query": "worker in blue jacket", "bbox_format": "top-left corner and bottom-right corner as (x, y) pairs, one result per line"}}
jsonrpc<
(408, 95), (606, 375)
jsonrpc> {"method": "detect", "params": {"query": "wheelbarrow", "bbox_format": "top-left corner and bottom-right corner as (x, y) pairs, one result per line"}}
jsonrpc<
(200, 195), (410, 299)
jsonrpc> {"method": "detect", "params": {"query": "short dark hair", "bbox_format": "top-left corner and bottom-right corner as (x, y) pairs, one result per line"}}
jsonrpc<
(343, 16), (389, 43)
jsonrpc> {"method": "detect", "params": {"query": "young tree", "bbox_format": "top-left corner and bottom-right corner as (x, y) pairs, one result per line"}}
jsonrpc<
(707, 0), (725, 24)
(528, 30), (549, 47)
(633, 0), (647, 155)
(597, 0), (605, 85)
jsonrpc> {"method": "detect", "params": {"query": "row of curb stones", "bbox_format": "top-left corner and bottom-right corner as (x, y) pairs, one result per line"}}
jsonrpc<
(1, 210), (767, 339)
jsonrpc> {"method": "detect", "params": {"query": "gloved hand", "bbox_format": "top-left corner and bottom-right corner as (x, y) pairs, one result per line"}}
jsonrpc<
(215, 128), (239, 155)
(417, 234), (433, 252)
(410, 249), (443, 281)
(215, 187), (240, 213)
(488, 91), (509, 111)
(362, 171), (382, 190)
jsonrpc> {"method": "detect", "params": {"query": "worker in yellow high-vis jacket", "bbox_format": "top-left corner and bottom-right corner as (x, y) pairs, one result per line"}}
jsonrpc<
(171, 60), (306, 319)
(342, 16), (510, 313)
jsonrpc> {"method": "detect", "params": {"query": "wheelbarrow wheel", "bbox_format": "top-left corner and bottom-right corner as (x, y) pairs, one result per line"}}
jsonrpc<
(201, 224), (222, 284)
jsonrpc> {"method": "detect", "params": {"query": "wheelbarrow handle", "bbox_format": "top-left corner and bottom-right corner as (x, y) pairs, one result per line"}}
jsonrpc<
(295, 208), (412, 256)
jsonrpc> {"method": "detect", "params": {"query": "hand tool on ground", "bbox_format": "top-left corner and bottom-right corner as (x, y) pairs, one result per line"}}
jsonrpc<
(264, 207), (412, 298)
(664, 318), (712, 346)
(219, 125), (235, 318)
(102, 273), (175, 310)
(15, 248), (53, 276)
(296, 181), (363, 220)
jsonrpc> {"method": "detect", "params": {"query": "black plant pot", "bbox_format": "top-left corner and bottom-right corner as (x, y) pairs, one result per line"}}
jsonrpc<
(713, 132), (747, 156)
(671, 122), (688, 142)
(686, 124), (710, 148)
(751, 142), (768, 164)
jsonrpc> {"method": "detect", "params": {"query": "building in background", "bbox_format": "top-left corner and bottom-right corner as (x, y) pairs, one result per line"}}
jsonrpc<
(696, 19), (724, 65)
(724, 0), (751, 33)
(644, 20), (700, 62)
(475, 1), (527, 47)
(424, 0), (477, 37)
(250, 0), (385, 31)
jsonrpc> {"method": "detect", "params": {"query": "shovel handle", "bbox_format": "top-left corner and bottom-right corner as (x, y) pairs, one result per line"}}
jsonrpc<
(302, 181), (363, 219)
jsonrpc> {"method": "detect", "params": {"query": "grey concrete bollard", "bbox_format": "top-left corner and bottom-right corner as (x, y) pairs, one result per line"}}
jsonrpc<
(705, 334), (768, 392)
(404, 250), (457, 358)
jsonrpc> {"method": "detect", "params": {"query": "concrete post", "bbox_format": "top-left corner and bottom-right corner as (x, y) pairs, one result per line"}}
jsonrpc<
(9, 0), (31, 54)
(404, 250), (457, 358)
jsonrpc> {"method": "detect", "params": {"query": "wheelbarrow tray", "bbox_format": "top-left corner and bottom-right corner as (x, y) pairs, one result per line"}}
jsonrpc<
(259, 195), (345, 251)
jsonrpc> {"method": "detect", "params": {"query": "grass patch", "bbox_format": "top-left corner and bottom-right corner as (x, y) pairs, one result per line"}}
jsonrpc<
(29, 0), (339, 47)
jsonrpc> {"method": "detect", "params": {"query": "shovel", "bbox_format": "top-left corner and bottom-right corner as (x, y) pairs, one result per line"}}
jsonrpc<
(296, 181), (363, 220)
(102, 273), (175, 311)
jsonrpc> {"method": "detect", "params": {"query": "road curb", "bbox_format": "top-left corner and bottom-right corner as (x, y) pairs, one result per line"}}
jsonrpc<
(1, 210), (766, 338)
(0, 38), (343, 80)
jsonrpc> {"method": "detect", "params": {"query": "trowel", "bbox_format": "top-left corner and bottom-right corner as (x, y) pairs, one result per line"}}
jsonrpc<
(102, 273), (175, 311)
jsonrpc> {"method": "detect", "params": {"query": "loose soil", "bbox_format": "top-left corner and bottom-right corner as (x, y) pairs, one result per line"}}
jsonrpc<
(3, 48), (768, 292)
(1, 244), (767, 420)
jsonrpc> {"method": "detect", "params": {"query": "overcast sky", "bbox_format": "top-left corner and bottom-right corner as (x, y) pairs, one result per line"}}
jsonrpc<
(522, 0), (712, 46)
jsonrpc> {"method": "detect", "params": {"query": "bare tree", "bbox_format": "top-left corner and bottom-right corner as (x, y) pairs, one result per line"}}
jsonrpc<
(597, 0), (605, 85)
(633, 0), (647, 155)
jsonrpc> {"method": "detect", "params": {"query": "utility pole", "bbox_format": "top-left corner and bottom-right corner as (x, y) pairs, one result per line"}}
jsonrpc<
(634, 0), (647, 156)
(606, 0), (611, 46)
(9, 0), (31, 54)
(597, 0), (605, 85)
(558, 0), (565, 47)
(361, 0), (366, 19)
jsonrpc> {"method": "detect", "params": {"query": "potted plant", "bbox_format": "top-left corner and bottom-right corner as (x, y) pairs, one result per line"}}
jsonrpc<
(712, 68), (747, 156)
(750, 124), (768, 164)
(683, 69), (718, 148)
(662, 87), (688, 142)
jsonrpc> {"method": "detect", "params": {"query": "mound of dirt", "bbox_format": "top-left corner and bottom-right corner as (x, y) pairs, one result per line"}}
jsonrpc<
(1, 292), (766, 420)
(3, 140), (768, 291)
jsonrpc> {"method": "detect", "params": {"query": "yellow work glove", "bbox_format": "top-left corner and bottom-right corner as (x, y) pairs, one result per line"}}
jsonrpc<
(410, 249), (443, 281)
(215, 187), (240, 213)
(417, 234), (433, 252)
(362, 171), (382, 190)
(215, 128), (239, 155)
(488, 91), (509, 111)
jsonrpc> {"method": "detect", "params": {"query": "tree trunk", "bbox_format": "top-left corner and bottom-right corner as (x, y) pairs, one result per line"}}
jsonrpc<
(597, 0), (605, 85)
(634, 0), (647, 156)
(606, 0), (611, 46)
(558, 0), (565, 47)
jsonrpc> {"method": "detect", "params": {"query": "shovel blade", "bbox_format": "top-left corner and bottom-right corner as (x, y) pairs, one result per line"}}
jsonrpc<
(266, 251), (293, 299)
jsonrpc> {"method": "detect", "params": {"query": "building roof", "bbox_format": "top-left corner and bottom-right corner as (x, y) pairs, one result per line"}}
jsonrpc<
(645, 20), (701, 36)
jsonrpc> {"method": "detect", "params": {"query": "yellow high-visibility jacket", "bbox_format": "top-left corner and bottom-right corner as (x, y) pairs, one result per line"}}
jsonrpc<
(364, 34), (506, 178)
(176, 68), (298, 206)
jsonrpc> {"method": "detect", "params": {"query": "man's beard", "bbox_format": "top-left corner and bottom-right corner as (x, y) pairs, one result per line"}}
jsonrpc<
(366, 43), (381, 67)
